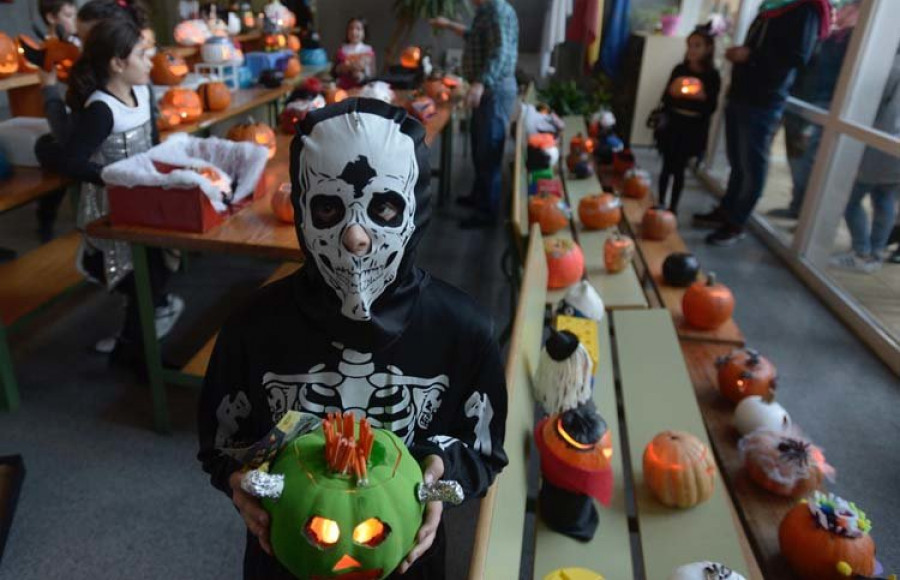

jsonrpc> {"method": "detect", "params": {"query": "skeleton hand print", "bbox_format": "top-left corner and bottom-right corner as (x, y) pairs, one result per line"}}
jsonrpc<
(464, 391), (494, 456)
(215, 391), (251, 448)
(295, 111), (419, 321)
(263, 343), (449, 445)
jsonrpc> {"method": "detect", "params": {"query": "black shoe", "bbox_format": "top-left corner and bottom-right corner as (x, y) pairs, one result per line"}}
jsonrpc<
(888, 249), (900, 264)
(459, 213), (496, 229)
(767, 207), (799, 220)
(706, 224), (746, 246)
(0, 247), (16, 263)
(888, 225), (900, 247)
(692, 206), (727, 228)
(456, 195), (477, 208)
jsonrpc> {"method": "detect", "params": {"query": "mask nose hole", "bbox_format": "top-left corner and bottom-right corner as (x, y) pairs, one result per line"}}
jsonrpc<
(342, 224), (372, 256)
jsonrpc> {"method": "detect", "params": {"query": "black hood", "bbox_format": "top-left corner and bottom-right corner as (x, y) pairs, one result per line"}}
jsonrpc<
(288, 98), (432, 351)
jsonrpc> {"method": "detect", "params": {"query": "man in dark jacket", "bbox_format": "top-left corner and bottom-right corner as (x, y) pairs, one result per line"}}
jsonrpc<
(694, 0), (832, 245)
(197, 99), (508, 580)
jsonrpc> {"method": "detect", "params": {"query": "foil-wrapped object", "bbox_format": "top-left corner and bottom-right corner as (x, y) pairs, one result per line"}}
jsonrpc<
(417, 480), (464, 505)
(241, 470), (285, 500)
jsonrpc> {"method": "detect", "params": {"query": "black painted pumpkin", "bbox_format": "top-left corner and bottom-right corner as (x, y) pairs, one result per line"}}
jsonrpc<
(662, 253), (700, 287)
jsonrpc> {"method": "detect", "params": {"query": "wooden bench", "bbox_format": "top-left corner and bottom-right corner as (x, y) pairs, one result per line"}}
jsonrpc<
(0, 231), (83, 411)
(469, 224), (760, 579)
(180, 261), (303, 381)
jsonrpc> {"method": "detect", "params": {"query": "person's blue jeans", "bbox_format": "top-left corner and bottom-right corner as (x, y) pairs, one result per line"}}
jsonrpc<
(844, 181), (900, 257)
(470, 76), (518, 218)
(720, 101), (785, 226)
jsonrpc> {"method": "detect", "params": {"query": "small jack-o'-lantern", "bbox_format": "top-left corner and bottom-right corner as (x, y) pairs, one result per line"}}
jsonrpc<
(779, 492), (876, 580)
(406, 96), (436, 122)
(227, 119), (277, 160)
(612, 148), (636, 174)
(545, 238), (585, 290)
(578, 193), (621, 230)
(156, 106), (182, 131)
(643, 430), (715, 509)
(248, 413), (426, 580)
(603, 233), (634, 274)
(264, 33), (288, 52)
(271, 187), (294, 223)
(623, 169), (651, 199)
(569, 133), (595, 155)
(715, 347), (775, 404)
(151, 50), (189, 86)
(197, 81), (231, 112)
(160, 88), (203, 122)
(16, 38), (38, 73)
(528, 193), (570, 235)
(682, 273), (734, 331)
(174, 19), (211, 47)
(642, 206), (677, 241)
(287, 34), (302, 52)
(16, 35), (79, 80)
(400, 46), (421, 69)
(283, 56), (302, 79)
(673, 76), (703, 98)
(739, 430), (830, 498)
(0, 33), (20, 78)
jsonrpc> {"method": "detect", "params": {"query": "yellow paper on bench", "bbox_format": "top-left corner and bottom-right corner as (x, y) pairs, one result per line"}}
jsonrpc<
(555, 314), (600, 370)
(544, 567), (605, 580)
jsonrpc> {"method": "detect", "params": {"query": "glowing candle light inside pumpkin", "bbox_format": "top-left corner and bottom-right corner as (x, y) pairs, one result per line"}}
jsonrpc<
(352, 518), (386, 545)
(677, 76), (703, 96)
(556, 418), (593, 450)
(307, 516), (340, 544)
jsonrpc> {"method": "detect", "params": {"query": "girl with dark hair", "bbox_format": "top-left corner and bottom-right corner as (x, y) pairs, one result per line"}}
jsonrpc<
(654, 24), (721, 214)
(59, 15), (182, 365)
(332, 17), (375, 90)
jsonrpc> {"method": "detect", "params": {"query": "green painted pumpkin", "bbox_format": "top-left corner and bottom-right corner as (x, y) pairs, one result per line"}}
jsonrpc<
(261, 414), (424, 580)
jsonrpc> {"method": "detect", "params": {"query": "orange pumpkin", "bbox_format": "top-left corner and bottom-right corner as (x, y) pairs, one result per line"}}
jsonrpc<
(0, 33), (21, 78)
(287, 34), (302, 52)
(623, 169), (651, 199)
(545, 238), (585, 290)
(528, 194), (569, 235)
(642, 206), (677, 241)
(324, 85), (349, 105)
(682, 273), (735, 330)
(578, 193), (621, 230)
(150, 50), (189, 86)
(741, 431), (827, 498)
(569, 133), (595, 155)
(271, 188), (294, 223)
(156, 106), (182, 131)
(612, 149), (636, 174)
(283, 56), (302, 79)
(424, 78), (450, 103)
(673, 76), (703, 98)
(197, 81), (231, 112)
(227, 120), (277, 160)
(160, 88), (203, 122)
(264, 33), (288, 52)
(643, 430), (715, 509)
(400, 46), (421, 69)
(779, 493), (876, 580)
(603, 233), (635, 274)
(715, 348), (776, 404)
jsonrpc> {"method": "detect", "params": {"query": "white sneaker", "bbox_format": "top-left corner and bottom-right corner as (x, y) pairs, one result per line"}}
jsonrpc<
(94, 336), (118, 354)
(829, 251), (879, 273)
(155, 294), (185, 339)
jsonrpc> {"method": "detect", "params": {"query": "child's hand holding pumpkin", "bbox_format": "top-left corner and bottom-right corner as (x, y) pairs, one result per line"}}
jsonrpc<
(397, 454), (445, 574)
(229, 470), (273, 556)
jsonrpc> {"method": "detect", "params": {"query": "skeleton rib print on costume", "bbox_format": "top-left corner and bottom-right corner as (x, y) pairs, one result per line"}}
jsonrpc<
(295, 111), (419, 321)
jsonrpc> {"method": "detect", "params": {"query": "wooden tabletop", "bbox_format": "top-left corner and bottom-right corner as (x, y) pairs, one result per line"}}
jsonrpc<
(160, 85), (288, 138)
(0, 165), (72, 215)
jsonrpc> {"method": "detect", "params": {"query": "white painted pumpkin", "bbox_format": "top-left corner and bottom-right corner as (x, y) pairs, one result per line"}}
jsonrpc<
(668, 561), (747, 580)
(733, 395), (791, 436)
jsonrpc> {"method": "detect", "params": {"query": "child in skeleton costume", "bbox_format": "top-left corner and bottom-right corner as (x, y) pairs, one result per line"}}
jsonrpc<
(197, 98), (509, 579)
(59, 16), (181, 363)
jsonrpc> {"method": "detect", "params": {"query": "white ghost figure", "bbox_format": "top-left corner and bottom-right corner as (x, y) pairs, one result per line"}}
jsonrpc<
(296, 110), (419, 321)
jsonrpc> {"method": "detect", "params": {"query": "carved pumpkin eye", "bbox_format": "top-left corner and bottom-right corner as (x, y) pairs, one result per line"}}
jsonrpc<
(352, 517), (390, 547)
(305, 516), (340, 548)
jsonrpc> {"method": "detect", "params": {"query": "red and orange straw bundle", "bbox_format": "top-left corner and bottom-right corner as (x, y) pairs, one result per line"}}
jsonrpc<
(322, 412), (375, 485)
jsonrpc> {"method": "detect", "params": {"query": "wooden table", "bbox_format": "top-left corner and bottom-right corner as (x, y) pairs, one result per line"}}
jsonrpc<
(0, 166), (71, 215)
(87, 109), (453, 432)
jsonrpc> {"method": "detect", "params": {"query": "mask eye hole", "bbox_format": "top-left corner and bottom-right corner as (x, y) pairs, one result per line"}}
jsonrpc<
(310, 195), (346, 229)
(305, 516), (340, 549)
(352, 518), (390, 547)
(367, 191), (405, 227)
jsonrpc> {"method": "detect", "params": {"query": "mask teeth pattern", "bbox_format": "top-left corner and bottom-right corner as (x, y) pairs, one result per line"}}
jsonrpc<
(322, 412), (374, 486)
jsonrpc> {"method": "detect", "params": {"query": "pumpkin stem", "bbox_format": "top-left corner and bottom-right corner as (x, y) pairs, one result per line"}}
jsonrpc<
(707, 272), (717, 286)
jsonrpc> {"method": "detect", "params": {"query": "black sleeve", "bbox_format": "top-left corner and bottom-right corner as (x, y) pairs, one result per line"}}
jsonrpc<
(749, 7), (819, 73)
(59, 101), (113, 185)
(41, 84), (71, 142)
(701, 70), (722, 117)
(409, 333), (509, 501)
(197, 317), (257, 498)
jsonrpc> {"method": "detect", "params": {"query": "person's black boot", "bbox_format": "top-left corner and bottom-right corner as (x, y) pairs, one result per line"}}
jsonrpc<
(706, 223), (746, 247)
(692, 205), (728, 228)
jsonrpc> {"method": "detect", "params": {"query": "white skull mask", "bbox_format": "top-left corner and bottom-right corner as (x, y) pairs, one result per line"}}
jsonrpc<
(296, 111), (419, 321)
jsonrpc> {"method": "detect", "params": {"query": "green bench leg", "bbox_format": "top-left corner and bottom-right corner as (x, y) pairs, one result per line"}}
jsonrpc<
(132, 243), (171, 433)
(0, 322), (20, 412)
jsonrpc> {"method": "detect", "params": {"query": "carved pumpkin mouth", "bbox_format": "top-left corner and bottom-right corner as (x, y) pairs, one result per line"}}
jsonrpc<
(311, 569), (383, 580)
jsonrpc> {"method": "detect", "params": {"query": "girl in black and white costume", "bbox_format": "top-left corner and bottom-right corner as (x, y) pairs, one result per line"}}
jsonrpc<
(60, 15), (181, 367)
